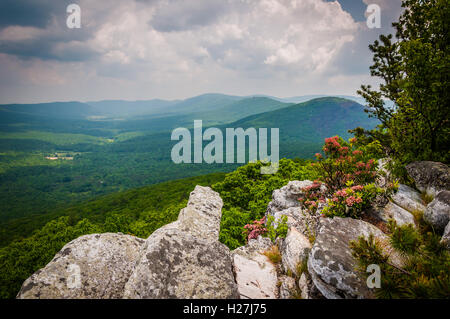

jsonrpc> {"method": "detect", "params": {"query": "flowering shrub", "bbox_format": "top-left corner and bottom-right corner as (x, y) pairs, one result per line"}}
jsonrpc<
(322, 182), (380, 218)
(243, 217), (267, 241)
(313, 136), (378, 193)
(298, 180), (326, 213)
(299, 136), (384, 219)
(243, 215), (288, 242)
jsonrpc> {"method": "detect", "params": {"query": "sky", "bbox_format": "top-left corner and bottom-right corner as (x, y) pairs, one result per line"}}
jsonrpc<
(0, 0), (403, 104)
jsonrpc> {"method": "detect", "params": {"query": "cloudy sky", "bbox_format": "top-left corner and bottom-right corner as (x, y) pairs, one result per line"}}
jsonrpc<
(0, 0), (403, 103)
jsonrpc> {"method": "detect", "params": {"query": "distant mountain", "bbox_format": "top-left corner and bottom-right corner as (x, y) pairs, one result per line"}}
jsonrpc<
(232, 97), (378, 140)
(86, 99), (180, 118)
(273, 95), (396, 110)
(0, 95), (381, 140)
(226, 97), (379, 158)
(164, 93), (242, 115)
(0, 102), (96, 120)
(184, 96), (293, 125)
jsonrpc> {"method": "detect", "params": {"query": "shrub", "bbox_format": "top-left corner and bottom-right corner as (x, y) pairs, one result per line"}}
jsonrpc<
(266, 215), (288, 243)
(243, 215), (288, 243)
(298, 180), (325, 213)
(299, 136), (381, 218)
(243, 217), (267, 242)
(322, 182), (381, 218)
(312, 136), (378, 193)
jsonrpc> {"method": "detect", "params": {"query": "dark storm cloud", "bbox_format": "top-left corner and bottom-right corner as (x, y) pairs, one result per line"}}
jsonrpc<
(0, 37), (98, 62)
(0, 1), (99, 62)
(0, 0), (68, 29)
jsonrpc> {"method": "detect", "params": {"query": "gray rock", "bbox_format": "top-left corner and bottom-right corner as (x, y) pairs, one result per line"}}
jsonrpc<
(376, 201), (416, 227)
(280, 228), (311, 276)
(177, 185), (224, 243)
(297, 272), (324, 299)
(18, 185), (239, 300)
(307, 217), (389, 299)
(441, 222), (450, 249)
(376, 158), (393, 188)
(391, 184), (426, 213)
(424, 190), (450, 234)
(123, 227), (238, 299)
(17, 233), (145, 299)
(278, 276), (297, 299)
(123, 186), (239, 299)
(266, 181), (315, 216)
(231, 236), (278, 299)
(272, 207), (320, 241)
(406, 161), (450, 197)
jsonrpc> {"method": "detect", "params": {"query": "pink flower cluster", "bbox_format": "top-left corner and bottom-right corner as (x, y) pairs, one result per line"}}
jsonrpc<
(331, 185), (365, 209)
(298, 181), (325, 212)
(243, 217), (268, 241)
(324, 136), (342, 154)
(315, 136), (378, 192)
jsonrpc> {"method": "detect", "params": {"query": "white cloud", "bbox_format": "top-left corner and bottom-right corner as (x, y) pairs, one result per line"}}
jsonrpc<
(0, 0), (403, 103)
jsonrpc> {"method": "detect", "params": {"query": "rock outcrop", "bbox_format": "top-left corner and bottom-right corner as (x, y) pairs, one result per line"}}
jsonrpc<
(123, 186), (238, 299)
(372, 201), (416, 227)
(406, 161), (450, 197)
(280, 228), (311, 276)
(18, 160), (449, 300)
(18, 186), (239, 299)
(231, 236), (278, 299)
(307, 217), (394, 299)
(266, 180), (316, 216)
(391, 184), (426, 213)
(17, 233), (145, 299)
(423, 190), (450, 234)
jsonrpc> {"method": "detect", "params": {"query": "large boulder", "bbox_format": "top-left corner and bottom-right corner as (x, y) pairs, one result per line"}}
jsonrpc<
(280, 228), (311, 276)
(123, 186), (239, 299)
(18, 185), (240, 300)
(406, 161), (450, 197)
(123, 227), (238, 299)
(424, 190), (450, 234)
(17, 233), (145, 299)
(391, 184), (426, 213)
(231, 236), (278, 299)
(372, 201), (416, 227)
(266, 181), (315, 216)
(307, 217), (397, 299)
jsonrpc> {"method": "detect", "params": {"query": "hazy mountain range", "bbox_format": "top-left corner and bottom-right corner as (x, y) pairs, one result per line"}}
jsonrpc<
(0, 94), (380, 242)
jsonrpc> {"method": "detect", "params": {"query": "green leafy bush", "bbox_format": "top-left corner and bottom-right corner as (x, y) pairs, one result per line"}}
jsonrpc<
(214, 159), (316, 249)
(266, 215), (288, 243)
